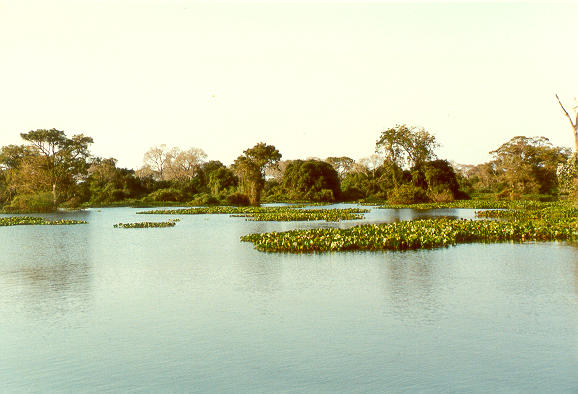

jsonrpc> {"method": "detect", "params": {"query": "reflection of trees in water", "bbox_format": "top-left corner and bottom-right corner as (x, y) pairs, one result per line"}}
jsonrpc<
(2, 227), (92, 321)
(379, 251), (442, 323)
(575, 251), (578, 297)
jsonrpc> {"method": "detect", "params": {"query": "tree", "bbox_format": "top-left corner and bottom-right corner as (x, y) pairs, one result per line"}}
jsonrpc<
(423, 160), (461, 201)
(19, 129), (93, 205)
(137, 145), (172, 181)
(357, 154), (384, 180)
(208, 167), (238, 196)
(86, 158), (150, 203)
(164, 147), (207, 181)
(376, 125), (438, 169)
(375, 124), (438, 188)
(325, 156), (355, 179)
(555, 94), (578, 152)
(490, 136), (570, 198)
(232, 142), (281, 205)
(282, 160), (340, 202)
(138, 145), (207, 182)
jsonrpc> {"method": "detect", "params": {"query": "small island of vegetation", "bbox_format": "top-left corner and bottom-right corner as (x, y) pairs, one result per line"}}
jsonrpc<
(113, 221), (177, 229)
(241, 202), (577, 253)
(137, 206), (368, 222)
(0, 216), (87, 226)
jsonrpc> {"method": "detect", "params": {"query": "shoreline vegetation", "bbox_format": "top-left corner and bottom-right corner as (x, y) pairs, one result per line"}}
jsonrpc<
(1, 128), (576, 215)
(0, 126), (576, 252)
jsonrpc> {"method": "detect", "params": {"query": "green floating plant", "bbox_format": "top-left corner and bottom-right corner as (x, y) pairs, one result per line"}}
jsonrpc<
(113, 221), (176, 228)
(0, 216), (87, 226)
(137, 206), (368, 222)
(241, 205), (577, 253)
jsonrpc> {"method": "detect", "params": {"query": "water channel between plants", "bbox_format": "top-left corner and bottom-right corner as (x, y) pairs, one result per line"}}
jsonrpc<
(0, 205), (576, 392)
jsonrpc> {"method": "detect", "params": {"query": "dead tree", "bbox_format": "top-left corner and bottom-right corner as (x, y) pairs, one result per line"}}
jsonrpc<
(556, 94), (578, 152)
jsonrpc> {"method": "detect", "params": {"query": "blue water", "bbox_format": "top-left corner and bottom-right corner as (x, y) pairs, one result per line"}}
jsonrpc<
(0, 206), (576, 392)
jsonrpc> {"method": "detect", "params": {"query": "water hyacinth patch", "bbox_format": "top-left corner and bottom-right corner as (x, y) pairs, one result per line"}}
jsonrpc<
(231, 209), (366, 222)
(137, 206), (368, 222)
(113, 221), (176, 228)
(137, 206), (307, 215)
(379, 200), (553, 210)
(241, 217), (577, 253)
(475, 205), (578, 221)
(0, 216), (87, 226)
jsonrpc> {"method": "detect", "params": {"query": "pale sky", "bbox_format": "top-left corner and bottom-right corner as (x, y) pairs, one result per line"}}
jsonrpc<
(1, 0), (577, 170)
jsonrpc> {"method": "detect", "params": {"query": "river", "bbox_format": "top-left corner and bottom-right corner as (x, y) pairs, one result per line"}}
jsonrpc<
(1, 205), (576, 392)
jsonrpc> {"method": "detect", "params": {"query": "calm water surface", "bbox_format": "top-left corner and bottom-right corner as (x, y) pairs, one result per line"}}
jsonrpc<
(1, 205), (576, 392)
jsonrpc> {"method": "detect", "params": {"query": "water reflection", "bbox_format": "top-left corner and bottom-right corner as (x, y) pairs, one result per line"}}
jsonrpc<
(0, 207), (576, 393)
(0, 225), (92, 321)
(380, 251), (441, 323)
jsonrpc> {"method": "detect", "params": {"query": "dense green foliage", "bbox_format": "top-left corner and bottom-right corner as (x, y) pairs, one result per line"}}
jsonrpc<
(0, 216), (87, 226)
(232, 143), (282, 205)
(281, 160), (340, 202)
(241, 203), (577, 253)
(462, 136), (570, 199)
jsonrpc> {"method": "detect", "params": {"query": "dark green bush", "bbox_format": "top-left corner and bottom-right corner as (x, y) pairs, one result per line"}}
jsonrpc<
(4, 192), (56, 213)
(387, 184), (428, 205)
(189, 193), (220, 206)
(146, 188), (186, 202)
(226, 192), (251, 206)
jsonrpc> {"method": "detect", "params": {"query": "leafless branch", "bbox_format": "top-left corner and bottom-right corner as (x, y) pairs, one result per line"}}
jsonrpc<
(556, 94), (577, 129)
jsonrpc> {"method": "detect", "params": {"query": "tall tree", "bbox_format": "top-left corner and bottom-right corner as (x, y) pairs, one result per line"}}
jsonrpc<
(490, 136), (570, 198)
(282, 160), (340, 202)
(325, 156), (355, 179)
(19, 129), (93, 204)
(555, 94), (578, 152)
(137, 145), (172, 180)
(164, 147), (207, 181)
(232, 142), (281, 205)
(138, 145), (207, 182)
(375, 124), (438, 188)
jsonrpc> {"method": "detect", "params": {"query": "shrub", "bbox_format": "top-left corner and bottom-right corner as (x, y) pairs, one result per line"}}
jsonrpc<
(427, 187), (455, 203)
(387, 184), (428, 205)
(225, 192), (251, 206)
(305, 188), (335, 202)
(146, 188), (186, 202)
(189, 193), (220, 206)
(4, 192), (56, 213)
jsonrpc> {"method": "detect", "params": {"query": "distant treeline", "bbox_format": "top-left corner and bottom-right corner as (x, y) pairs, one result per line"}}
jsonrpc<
(0, 125), (575, 212)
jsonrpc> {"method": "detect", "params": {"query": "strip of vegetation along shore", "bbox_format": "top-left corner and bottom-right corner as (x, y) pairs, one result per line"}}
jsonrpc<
(137, 206), (368, 222)
(0, 217), (87, 226)
(113, 221), (177, 228)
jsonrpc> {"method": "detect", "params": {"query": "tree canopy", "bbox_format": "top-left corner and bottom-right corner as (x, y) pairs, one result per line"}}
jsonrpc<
(232, 142), (281, 205)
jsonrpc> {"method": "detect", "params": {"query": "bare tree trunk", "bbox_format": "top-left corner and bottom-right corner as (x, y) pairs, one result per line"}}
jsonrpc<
(556, 94), (578, 152)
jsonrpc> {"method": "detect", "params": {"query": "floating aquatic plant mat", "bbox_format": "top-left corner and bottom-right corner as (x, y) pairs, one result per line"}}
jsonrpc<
(377, 200), (559, 210)
(0, 216), (87, 226)
(114, 221), (177, 228)
(137, 206), (368, 222)
(241, 205), (577, 253)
